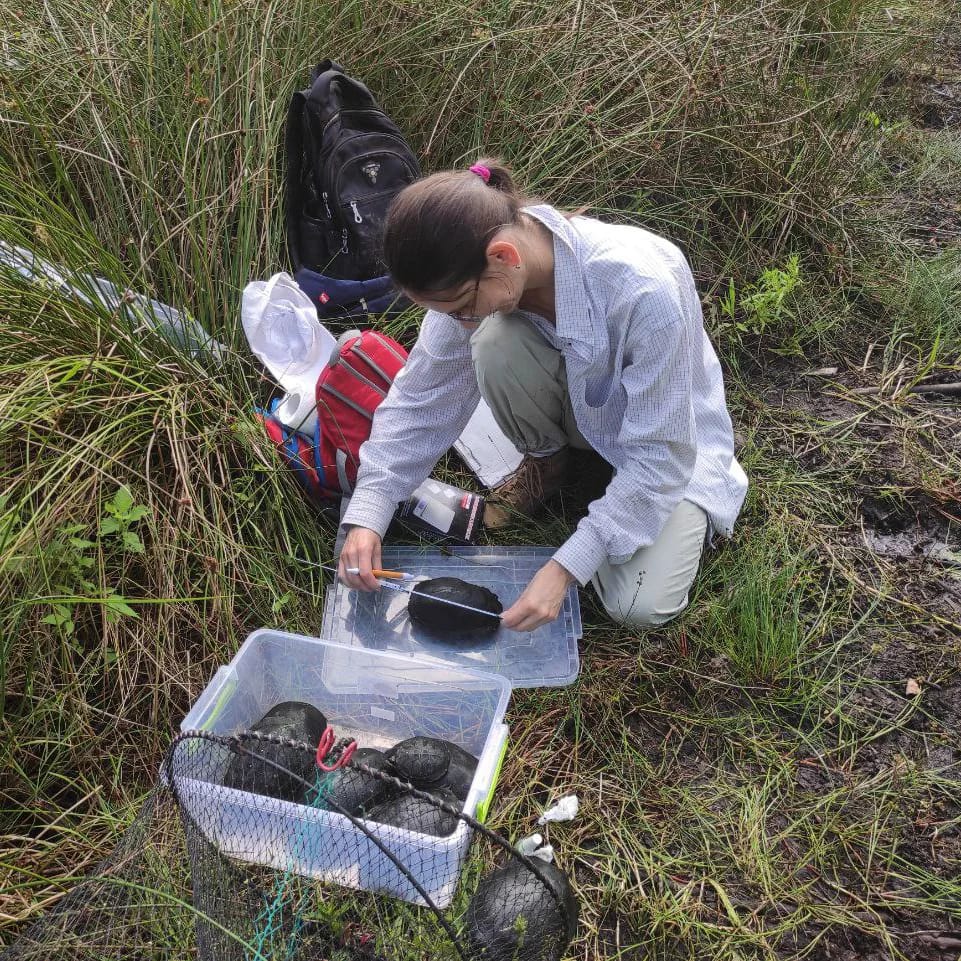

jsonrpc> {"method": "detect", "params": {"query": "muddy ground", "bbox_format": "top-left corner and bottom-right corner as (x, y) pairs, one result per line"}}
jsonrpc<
(553, 47), (961, 957)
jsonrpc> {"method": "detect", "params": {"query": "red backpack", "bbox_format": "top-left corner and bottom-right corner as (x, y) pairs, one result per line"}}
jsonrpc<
(257, 329), (408, 502)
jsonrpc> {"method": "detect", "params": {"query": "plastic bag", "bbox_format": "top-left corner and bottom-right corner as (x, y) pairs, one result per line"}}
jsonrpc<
(0, 242), (226, 363)
(241, 273), (337, 432)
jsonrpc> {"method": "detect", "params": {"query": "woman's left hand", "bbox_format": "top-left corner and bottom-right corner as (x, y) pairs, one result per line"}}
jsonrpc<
(501, 560), (577, 632)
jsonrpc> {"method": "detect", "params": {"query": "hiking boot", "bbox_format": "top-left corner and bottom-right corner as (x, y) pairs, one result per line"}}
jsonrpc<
(567, 447), (614, 503)
(483, 448), (570, 530)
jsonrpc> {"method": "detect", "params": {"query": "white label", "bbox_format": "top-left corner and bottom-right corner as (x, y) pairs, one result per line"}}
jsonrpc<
(412, 497), (456, 534)
(370, 706), (395, 721)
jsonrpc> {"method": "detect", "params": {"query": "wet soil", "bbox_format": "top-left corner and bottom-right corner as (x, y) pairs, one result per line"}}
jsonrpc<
(740, 366), (961, 958)
(912, 29), (961, 131)
(760, 366), (961, 626)
(880, 22), (961, 252)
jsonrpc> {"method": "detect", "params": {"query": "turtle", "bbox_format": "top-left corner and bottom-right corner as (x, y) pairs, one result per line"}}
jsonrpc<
(366, 786), (461, 838)
(222, 701), (327, 803)
(465, 857), (579, 961)
(407, 577), (503, 638)
(387, 736), (478, 801)
(314, 747), (397, 815)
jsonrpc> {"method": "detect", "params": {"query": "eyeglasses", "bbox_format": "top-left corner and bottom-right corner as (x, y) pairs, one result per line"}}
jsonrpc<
(450, 278), (481, 324)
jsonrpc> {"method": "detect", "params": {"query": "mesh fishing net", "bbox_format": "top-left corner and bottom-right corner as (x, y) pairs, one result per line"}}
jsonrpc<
(2, 730), (578, 961)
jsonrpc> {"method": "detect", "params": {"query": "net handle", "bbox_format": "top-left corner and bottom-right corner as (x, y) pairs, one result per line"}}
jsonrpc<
(315, 725), (357, 771)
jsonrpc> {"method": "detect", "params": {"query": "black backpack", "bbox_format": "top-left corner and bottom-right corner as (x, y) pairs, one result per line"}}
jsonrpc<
(285, 60), (421, 281)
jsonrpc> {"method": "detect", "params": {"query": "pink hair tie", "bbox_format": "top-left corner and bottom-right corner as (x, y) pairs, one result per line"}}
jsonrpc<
(469, 163), (491, 183)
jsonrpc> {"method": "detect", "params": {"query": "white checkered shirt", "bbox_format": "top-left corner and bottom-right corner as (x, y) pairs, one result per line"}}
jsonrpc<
(341, 204), (748, 585)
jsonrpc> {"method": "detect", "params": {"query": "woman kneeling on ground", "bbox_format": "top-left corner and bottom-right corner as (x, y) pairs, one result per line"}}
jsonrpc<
(338, 160), (748, 632)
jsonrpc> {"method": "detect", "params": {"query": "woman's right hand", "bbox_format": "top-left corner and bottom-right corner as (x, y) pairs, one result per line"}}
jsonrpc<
(338, 526), (383, 592)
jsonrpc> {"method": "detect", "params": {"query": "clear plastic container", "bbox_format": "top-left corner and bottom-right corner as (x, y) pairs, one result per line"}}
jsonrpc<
(319, 546), (582, 688)
(178, 628), (510, 906)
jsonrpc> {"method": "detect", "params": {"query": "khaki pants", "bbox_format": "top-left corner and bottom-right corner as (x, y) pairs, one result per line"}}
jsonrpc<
(471, 312), (708, 628)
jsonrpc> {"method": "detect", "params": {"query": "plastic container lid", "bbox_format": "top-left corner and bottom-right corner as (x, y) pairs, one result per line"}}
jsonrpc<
(319, 546), (582, 688)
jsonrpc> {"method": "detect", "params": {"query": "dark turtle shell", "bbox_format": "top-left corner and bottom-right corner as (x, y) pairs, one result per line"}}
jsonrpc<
(465, 857), (579, 961)
(388, 736), (478, 801)
(366, 787), (461, 837)
(407, 577), (502, 637)
(222, 701), (327, 803)
(314, 747), (396, 815)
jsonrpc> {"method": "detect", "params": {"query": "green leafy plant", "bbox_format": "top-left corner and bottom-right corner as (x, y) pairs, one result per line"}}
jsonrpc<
(39, 524), (97, 638)
(39, 487), (150, 638)
(99, 485), (150, 554)
(96, 486), (150, 623)
(718, 255), (803, 340)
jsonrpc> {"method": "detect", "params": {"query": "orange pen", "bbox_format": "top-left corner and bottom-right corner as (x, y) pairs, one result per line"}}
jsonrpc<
(345, 567), (416, 581)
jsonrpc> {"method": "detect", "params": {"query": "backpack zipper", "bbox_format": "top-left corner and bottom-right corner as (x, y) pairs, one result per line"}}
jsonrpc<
(337, 358), (388, 396)
(366, 332), (407, 366)
(350, 344), (393, 384)
(321, 108), (389, 140)
(319, 382), (376, 419)
(349, 201), (363, 223)
(329, 143), (418, 207)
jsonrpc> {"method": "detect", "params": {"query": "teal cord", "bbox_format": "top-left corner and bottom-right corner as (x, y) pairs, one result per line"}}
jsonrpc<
(246, 768), (339, 961)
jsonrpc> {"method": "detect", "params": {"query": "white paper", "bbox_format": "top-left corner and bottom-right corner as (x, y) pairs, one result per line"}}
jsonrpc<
(515, 833), (554, 862)
(537, 794), (579, 825)
(273, 389), (318, 434)
(454, 399), (523, 488)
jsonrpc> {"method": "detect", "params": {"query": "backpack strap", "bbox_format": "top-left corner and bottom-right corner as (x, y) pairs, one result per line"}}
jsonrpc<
(318, 382), (376, 420)
(284, 88), (308, 271)
(365, 331), (408, 366)
(313, 415), (330, 492)
(335, 449), (353, 494)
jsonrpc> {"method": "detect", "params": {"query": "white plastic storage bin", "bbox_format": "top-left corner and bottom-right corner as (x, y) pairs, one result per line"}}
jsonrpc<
(178, 628), (511, 907)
